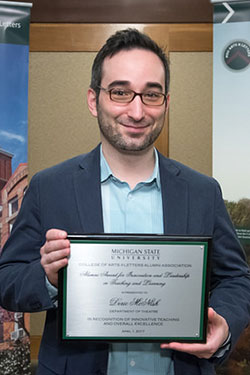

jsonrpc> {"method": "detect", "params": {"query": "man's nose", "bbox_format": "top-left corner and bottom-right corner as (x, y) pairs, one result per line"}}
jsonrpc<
(127, 95), (145, 121)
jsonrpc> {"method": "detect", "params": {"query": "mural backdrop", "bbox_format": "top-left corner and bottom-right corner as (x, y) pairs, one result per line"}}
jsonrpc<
(212, 1), (250, 374)
(0, 1), (32, 374)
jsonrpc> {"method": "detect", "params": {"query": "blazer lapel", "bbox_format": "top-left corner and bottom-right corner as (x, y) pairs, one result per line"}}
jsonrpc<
(73, 145), (104, 233)
(72, 147), (189, 235)
(159, 153), (189, 235)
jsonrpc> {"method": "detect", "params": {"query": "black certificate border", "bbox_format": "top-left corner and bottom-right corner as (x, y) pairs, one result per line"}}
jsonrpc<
(58, 234), (212, 343)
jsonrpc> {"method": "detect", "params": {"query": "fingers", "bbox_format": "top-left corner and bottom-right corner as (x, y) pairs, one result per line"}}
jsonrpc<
(207, 306), (215, 321)
(45, 228), (68, 241)
(161, 308), (229, 359)
(40, 229), (70, 288)
(160, 342), (215, 359)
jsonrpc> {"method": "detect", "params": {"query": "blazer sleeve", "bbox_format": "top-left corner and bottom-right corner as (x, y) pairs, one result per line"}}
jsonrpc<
(0, 173), (54, 312)
(209, 181), (250, 359)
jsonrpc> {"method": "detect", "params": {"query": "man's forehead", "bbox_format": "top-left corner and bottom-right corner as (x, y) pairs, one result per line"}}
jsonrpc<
(101, 48), (165, 86)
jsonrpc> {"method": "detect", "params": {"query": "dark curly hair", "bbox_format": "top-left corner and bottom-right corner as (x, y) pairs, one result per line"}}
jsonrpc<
(90, 28), (170, 98)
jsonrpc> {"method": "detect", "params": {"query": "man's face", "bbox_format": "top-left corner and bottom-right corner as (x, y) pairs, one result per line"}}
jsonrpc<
(88, 48), (169, 153)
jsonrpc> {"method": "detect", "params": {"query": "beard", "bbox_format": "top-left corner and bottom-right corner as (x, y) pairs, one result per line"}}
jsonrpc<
(96, 106), (165, 153)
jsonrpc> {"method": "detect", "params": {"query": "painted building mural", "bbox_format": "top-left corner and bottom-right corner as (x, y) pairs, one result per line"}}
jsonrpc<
(212, 1), (250, 374)
(0, 2), (32, 374)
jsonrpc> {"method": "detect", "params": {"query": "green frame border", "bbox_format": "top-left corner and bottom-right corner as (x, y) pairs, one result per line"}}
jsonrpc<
(60, 236), (210, 343)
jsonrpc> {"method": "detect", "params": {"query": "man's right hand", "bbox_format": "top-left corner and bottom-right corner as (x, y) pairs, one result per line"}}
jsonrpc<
(40, 229), (70, 288)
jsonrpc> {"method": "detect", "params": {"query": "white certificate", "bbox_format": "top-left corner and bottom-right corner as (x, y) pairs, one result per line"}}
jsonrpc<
(59, 235), (211, 343)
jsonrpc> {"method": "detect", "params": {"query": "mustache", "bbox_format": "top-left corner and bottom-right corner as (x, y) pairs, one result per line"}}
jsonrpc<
(117, 116), (152, 127)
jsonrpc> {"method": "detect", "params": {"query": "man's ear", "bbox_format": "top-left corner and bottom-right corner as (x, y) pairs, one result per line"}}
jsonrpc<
(165, 93), (170, 112)
(87, 88), (98, 117)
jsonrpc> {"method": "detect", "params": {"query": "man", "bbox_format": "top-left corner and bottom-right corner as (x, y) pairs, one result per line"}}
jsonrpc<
(0, 29), (250, 375)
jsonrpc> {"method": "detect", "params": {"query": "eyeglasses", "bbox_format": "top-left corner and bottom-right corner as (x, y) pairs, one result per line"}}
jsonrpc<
(99, 87), (167, 106)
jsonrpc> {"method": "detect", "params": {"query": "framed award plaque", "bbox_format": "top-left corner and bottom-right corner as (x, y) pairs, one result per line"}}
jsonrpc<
(58, 234), (211, 343)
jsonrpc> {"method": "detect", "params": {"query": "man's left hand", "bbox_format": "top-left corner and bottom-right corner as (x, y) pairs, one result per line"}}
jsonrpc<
(160, 307), (229, 359)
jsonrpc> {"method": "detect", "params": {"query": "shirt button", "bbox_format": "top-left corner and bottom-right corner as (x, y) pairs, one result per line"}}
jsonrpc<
(130, 360), (136, 367)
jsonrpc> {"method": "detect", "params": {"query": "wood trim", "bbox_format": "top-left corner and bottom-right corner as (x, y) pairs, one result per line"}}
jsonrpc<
(28, 0), (213, 23)
(29, 23), (212, 157)
(155, 115), (169, 156)
(30, 335), (41, 360)
(30, 23), (213, 52)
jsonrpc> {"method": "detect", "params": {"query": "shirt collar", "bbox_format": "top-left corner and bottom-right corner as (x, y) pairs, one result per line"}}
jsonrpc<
(100, 145), (161, 189)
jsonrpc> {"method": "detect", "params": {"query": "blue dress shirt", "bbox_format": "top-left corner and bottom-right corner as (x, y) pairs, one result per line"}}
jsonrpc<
(100, 148), (174, 375)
